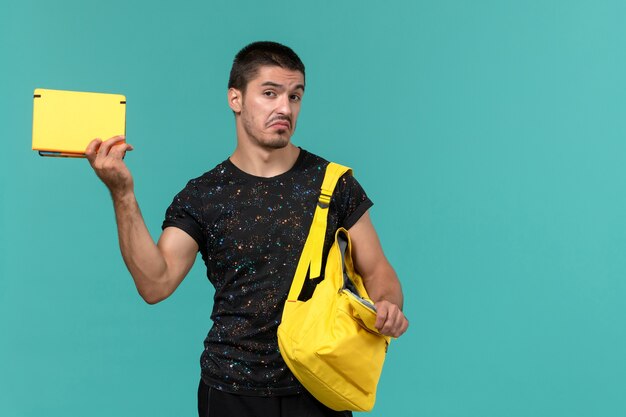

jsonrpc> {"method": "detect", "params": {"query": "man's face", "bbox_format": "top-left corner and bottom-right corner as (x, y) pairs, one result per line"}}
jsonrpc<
(233, 66), (305, 150)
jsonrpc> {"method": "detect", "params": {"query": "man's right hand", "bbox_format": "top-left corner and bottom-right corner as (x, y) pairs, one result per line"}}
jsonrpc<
(86, 135), (135, 198)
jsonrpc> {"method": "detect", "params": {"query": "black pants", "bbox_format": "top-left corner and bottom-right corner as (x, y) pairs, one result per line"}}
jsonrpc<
(198, 379), (353, 417)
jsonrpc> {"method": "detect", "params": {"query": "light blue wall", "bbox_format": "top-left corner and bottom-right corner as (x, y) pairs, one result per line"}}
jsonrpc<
(2, 1), (626, 416)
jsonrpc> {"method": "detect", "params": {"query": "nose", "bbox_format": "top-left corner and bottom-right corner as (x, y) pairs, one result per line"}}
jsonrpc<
(276, 93), (292, 116)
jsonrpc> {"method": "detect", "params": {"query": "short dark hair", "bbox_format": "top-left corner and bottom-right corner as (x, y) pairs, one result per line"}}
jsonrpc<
(228, 41), (305, 92)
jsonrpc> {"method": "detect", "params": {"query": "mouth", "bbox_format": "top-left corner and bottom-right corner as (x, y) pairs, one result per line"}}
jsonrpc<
(267, 119), (291, 130)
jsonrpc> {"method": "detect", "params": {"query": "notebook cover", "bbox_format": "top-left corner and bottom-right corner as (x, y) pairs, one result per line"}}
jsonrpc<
(32, 88), (126, 157)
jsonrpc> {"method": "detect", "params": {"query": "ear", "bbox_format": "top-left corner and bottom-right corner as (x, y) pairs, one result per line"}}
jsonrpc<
(228, 88), (243, 113)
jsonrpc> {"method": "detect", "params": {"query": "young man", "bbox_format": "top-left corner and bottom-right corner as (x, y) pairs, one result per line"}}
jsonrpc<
(86, 41), (408, 417)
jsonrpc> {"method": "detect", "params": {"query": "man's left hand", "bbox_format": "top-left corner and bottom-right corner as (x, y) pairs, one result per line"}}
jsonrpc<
(374, 300), (409, 338)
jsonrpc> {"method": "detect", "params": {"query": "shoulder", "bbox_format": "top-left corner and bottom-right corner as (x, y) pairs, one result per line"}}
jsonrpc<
(296, 149), (358, 181)
(294, 148), (328, 173)
(180, 159), (240, 191)
(191, 160), (230, 184)
(299, 149), (357, 175)
(166, 160), (241, 211)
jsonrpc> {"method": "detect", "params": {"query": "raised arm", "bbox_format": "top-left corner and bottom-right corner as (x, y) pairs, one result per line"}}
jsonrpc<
(349, 211), (409, 338)
(86, 136), (198, 304)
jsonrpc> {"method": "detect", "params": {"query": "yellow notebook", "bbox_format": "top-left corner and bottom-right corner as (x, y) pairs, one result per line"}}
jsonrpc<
(32, 88), (126, 157)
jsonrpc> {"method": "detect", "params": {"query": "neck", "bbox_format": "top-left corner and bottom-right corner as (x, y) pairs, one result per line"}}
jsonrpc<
(230, 143), (300, 178)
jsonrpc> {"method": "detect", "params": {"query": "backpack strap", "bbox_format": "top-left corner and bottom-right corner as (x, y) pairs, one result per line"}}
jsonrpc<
(286, 162), (352, 302)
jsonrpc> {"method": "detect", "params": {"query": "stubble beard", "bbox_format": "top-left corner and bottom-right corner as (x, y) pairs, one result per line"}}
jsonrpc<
(242, 114), (292, 150)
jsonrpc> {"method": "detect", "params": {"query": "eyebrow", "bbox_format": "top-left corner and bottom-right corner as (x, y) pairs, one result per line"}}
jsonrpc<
(261, 81), (305, 92)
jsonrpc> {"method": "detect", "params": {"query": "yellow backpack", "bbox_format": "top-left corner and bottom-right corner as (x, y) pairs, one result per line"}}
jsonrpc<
(277, 162), (391, 412)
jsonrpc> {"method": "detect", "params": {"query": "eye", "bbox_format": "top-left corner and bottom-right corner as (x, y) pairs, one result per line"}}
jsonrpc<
(290, 94), (301, 102)
(263, 90), (277, 97)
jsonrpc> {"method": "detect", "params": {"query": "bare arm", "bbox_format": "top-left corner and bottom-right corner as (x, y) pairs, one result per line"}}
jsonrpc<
(86, 136), (198, 304)
(349, 211), (409, 337)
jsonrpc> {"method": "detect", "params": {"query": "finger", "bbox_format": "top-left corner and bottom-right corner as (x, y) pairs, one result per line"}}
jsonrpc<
(375, 303), (389, 332)
(108, 142), (134, 160)
(96, 135), (127, 157)
(380, 311), (399, 336)
(85, 138), (102, 163)
(377, 304), (408, 337)
(398, 316), (409, 336)
(385, 313), (408, 338)
(392, 313), (409, 337)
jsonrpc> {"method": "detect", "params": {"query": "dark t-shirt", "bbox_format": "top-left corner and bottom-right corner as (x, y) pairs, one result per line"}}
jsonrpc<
(162, 149), (373, 396)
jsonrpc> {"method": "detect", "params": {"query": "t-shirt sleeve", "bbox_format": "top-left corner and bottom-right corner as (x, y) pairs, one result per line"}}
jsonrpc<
(161, 180), (206, 250)
(332, 172), (373, 229)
